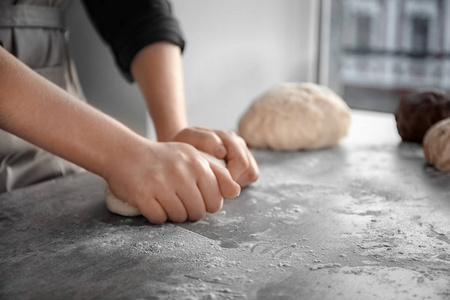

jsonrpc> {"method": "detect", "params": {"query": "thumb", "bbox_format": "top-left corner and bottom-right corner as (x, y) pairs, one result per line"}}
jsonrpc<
(209, 161), (241, 198)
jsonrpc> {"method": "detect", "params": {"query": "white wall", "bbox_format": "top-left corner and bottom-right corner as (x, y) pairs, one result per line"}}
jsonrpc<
(65, 0), (316, 137)
(173, 0), (315, 132)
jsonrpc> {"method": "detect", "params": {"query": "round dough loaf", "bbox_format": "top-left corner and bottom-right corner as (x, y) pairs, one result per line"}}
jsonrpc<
(394, 90), (450, 143)
(105, 152), (226, 217)
(238, 83), (351, 150)
(423, 118), (450, 171)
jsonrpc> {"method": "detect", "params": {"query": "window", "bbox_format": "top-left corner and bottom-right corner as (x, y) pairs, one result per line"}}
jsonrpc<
(411, 16), (429, 56)
(319, 0), (450, 113)
(356, 15), (372, 51)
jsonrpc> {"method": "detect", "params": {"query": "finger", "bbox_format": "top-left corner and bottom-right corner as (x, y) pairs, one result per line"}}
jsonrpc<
(214, 130), (250, 180)
(175, 128), (227, 159)
(209, 161), (241, 200)
(200, 151), (226, 168)
(236, 147), (260, 187)
(155, 192), (188, 223)
(137, 197), (168, 225)
(196, 160), (224, 214)
(176, 184), (206, 222)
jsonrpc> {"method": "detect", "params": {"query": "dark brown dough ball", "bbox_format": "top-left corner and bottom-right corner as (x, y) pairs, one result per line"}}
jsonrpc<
(394, 91), (450, 143)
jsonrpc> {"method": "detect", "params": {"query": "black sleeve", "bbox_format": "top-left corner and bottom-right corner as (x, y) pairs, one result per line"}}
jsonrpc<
(80, 0), (186, 82)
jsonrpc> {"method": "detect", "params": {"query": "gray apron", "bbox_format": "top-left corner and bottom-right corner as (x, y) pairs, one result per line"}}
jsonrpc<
(0, 0), (85, 193)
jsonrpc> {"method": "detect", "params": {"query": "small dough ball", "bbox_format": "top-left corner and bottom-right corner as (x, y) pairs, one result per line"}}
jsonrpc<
(238, 83), (351, 151)
(105, 186), (141, 217)
(394, 90), (450, 143)
(423, 118), (450, 171)
(105, 152), (225, 217)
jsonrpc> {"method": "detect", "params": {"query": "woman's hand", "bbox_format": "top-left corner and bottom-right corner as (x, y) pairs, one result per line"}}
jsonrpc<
(130, 43), (258, 188)
(105, 139), (241, 224)
(171, 127), (259, 187)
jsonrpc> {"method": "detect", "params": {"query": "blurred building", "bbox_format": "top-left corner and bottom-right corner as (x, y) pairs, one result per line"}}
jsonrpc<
(340, 0), (450, 93)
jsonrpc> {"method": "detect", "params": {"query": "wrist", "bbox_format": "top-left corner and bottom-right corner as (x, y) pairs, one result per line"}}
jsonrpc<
(102, 134), (155, 183)
(156, 123), (188, 142)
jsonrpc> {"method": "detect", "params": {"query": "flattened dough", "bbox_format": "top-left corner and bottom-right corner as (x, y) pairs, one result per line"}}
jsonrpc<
(238, 83), (351, 151)
(105, 152), (226, 216)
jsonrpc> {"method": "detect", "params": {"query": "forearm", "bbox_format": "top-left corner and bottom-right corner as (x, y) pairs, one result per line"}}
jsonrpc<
(130, 42), (188, 142)
(0, 47), (145, 179)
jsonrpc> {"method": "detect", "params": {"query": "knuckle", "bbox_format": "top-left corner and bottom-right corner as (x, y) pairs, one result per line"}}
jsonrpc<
(235, 156), (250, 169)
(192, 157), (209, 174)
(207, 132), (222, 145)
(169, 162), (185, 175)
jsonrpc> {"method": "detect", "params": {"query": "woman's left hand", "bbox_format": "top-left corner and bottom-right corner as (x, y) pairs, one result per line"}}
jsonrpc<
(171, 127), (259, 188)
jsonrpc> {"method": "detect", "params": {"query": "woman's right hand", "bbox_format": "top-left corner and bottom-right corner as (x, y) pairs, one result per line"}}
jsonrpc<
(105, 139), (241, 224)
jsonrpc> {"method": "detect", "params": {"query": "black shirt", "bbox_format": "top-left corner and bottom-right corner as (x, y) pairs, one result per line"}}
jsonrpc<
(81, 0), (185, 82)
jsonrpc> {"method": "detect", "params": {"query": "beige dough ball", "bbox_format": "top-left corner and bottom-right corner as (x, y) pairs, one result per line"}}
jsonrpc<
(238, 83), (351, 151)
(105, 152), (226, 217)
(423, 118), (450, 171)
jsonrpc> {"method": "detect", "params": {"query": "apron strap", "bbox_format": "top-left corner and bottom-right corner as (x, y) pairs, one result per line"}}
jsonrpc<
(0, 4), (65, 30)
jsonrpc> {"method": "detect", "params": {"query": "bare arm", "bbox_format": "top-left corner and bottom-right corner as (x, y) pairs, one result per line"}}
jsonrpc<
(0, 47), (132, 178)
(0, 47), (239, 223)
(131, 42), (187, 142)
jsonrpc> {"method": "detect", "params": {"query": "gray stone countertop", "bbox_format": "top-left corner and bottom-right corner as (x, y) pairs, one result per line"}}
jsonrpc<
(1, 110), (450, 300)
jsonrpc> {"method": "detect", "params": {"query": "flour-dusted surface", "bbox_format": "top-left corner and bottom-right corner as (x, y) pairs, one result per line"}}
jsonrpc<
(238, 83), (351, 151)
(1, 110), (450, 300)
